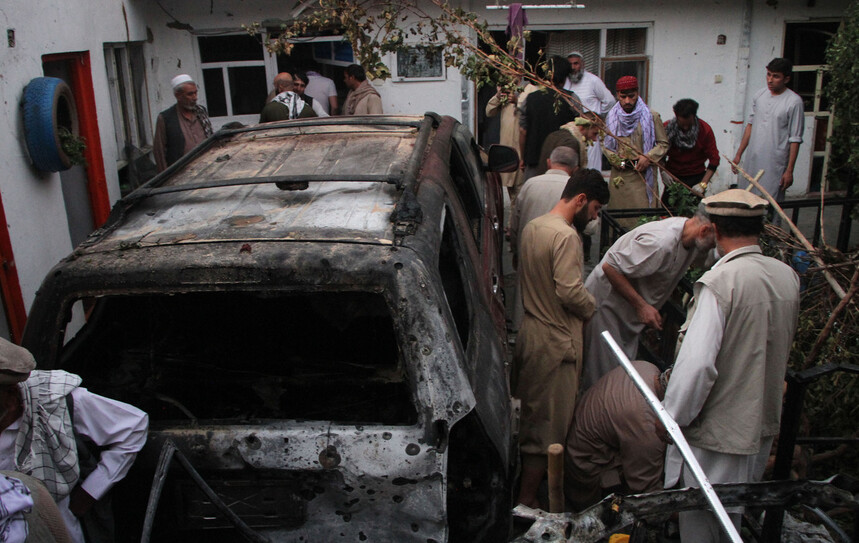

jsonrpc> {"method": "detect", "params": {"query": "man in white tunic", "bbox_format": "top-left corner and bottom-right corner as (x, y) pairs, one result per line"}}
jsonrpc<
(732, 58), (805, 201)
(0, 338), (148, 543)
(509, 146), (580, 330)
(662, 190), (800, 542)
(564, 52), (615, 170)
(581, 213), (715, 390)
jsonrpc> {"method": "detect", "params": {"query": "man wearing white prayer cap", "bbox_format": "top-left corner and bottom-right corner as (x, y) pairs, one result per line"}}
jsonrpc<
(153, 74), (213, 172)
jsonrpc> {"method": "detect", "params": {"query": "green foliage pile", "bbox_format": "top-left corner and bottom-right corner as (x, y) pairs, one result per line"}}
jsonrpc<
(762, 224), (859, 481)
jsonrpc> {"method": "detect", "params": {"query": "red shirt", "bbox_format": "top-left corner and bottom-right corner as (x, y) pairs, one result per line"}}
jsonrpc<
(663, 118), (720, 177)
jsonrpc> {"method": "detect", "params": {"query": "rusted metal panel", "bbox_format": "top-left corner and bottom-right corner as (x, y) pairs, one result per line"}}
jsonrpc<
(145, 423), (449, 540)
(100, 180), (401, 248)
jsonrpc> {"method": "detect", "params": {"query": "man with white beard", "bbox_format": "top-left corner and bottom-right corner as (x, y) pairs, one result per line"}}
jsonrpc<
(564, 52), (616, 170)
(580, 212), (716, 390)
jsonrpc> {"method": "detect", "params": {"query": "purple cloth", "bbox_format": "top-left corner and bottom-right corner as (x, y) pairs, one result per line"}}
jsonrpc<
(506, 3), (528, 38)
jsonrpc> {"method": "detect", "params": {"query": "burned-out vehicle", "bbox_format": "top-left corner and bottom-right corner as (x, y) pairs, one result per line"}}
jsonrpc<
(23, 113), (520, 542)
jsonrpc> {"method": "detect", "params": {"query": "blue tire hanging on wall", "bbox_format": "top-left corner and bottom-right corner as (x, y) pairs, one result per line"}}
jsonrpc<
(22, 76), (79, 172)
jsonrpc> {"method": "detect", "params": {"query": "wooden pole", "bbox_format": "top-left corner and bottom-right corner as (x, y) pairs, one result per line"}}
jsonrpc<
(725, 155), (848, 299)
(547, 443), (565, 513)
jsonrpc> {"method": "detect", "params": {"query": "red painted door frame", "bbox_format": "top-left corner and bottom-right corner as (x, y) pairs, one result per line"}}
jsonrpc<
(42, 51), (111, 226)
(0, 193), (28, 343)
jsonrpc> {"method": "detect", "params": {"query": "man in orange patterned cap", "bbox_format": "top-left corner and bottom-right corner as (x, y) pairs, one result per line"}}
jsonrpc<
(603, 76), (669, 227)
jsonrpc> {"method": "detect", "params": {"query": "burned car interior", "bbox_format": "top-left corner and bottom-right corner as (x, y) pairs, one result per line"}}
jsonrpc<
(59, 290), (416, 426)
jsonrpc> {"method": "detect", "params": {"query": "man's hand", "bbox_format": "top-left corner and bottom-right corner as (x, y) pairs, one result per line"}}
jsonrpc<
(731, 155), (741, 174)
(636, 303), (663, 330)
(68, 485), (97, 517)
(519, 159), (525, 171)
(634, 155), (651, 172)
(780, 170), (794, 191)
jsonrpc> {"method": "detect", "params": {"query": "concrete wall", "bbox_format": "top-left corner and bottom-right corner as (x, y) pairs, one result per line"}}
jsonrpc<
(0, 1), (149, 310)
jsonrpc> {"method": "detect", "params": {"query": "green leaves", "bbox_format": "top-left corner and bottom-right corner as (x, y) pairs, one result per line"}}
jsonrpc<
(825, 3), (859, 190)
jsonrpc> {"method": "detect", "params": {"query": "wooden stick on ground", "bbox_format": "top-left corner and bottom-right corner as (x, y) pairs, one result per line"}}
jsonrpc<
(725, 155), (848, 299)
(547, 443), (565, 513)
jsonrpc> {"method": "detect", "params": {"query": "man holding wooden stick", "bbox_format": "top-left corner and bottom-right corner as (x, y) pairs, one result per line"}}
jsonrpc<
(732, 58), (804, 202)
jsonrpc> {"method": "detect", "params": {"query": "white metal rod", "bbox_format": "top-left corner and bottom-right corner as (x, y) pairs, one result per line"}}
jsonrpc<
(600, 331), (743, 543)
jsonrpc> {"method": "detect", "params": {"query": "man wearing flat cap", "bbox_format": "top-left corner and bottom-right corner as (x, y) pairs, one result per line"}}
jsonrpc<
(153, 74), (213, 172)
(603, 76), (669, 228)
(661, 189), (800, 541)
(0, 338), (148, 542)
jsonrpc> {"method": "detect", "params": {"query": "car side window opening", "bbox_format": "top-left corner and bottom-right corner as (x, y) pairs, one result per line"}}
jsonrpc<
(438, 207), (474, 353)
(57, 290), (417, 425)
(449, 143), (484, 245)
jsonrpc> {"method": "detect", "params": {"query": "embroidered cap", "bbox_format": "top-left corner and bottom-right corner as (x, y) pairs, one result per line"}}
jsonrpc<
(566, 51), (583, 59)
(171, 74), (195, 91)
(615, 76), (639, 92)
(0, 337), (35, 384)
(702, 189), (769, 217)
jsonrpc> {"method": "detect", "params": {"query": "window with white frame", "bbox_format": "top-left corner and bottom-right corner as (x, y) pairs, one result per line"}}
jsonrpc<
(544, 26), (650, 102)
(783, 20), (840, 192)
(104, 42), (154, 195)
(198, 34), (277, 121)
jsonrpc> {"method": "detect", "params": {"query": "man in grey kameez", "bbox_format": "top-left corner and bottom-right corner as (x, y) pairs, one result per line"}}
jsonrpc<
(732, 57), (804, 201)
(662, 190), (800, 542)
(581, 214), (715, 390)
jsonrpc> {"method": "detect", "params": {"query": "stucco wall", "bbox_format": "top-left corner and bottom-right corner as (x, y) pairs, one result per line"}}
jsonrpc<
(0, 1), (148, 311)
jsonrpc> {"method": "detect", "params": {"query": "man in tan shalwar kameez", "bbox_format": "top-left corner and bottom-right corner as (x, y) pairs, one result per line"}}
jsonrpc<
(512, 168), (610, 508)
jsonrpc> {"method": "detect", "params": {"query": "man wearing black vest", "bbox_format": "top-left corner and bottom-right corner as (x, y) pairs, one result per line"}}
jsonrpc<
(153, 74), (213, 172)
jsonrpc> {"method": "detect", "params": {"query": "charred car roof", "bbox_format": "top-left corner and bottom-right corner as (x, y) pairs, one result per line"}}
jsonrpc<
(81, 115), (435, 253)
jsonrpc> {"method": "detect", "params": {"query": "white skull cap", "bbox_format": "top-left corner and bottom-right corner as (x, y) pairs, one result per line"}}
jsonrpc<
(171, 74), (194, 91)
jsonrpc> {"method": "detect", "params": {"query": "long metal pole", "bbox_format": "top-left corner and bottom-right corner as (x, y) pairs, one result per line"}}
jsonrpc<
(600, 331), (743, 543)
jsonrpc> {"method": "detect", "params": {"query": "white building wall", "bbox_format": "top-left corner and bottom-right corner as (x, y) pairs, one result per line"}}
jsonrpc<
(0, 0), (149, 310)
(145, 1), (465, 128)
(144, 0), (848, 193)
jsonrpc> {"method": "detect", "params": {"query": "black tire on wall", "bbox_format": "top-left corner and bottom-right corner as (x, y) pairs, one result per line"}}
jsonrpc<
(22, 77), (79, 172)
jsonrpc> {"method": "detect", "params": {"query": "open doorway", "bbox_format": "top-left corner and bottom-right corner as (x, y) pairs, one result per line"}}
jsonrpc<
(42, 52), (110, 248)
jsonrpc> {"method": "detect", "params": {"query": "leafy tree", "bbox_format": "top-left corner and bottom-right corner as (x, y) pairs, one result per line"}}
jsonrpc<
(825, 1), (859, 193)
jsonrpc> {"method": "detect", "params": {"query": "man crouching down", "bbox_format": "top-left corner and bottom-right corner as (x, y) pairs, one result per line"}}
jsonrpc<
(0, 338), (148, 543)
(564, 361), (670, 511)
(512, 169), (610, 508)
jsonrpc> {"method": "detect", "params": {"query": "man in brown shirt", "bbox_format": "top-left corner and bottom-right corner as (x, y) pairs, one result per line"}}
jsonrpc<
(512, 168), (609, 508)
(565, 360), (668, 510)
(153, 74), (213, 172)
